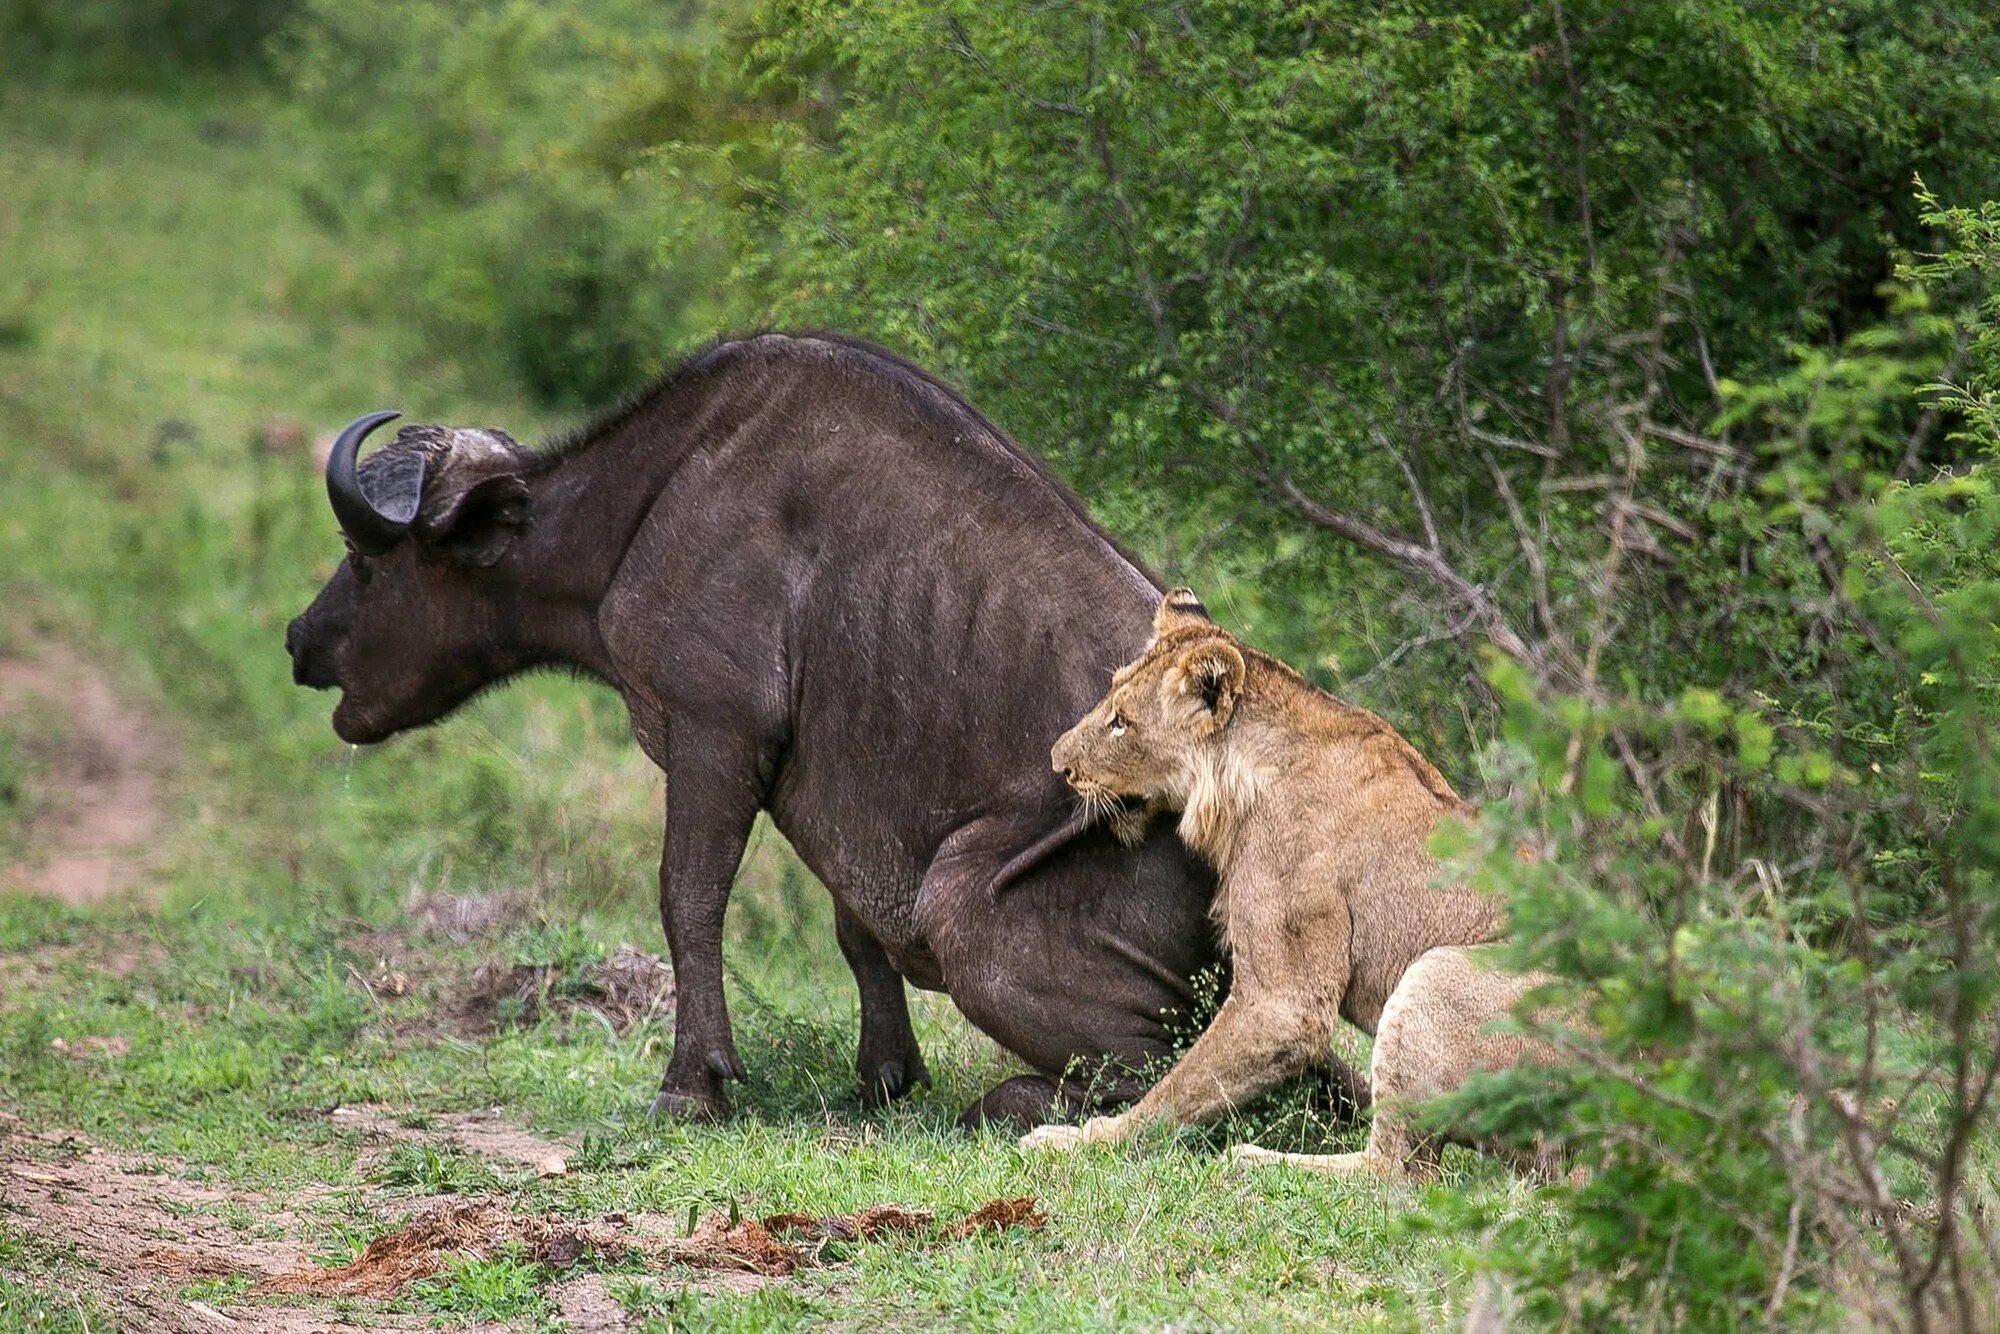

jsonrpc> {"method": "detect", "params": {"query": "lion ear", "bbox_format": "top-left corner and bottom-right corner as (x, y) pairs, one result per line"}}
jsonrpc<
(1153, 587), (1211, 637)
(1175, 640), (1244, 732)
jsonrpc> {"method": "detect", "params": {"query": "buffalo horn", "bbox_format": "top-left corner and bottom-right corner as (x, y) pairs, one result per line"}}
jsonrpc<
(325, 410), (410, 556)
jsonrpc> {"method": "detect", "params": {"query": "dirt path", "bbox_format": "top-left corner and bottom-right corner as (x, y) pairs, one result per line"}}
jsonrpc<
(0, 641), (169, 903)
(0, 1123), (404, 1332)
(0, 1112), (570, 1332)
(328, 1105), (576, 1177)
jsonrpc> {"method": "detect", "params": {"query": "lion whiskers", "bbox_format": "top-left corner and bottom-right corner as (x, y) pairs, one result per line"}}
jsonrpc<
(1067, 783), (1164, 847)
(1070, 781), (1126, 827)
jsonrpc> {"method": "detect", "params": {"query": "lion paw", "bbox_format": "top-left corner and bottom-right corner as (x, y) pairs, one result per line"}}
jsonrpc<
(1019, 1123), (1088, 1153)
(1226, 1143), (1284, 1168)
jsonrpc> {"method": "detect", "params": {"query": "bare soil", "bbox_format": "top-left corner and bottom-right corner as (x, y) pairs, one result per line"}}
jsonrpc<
(0, 1108), (571, 1331)
(0, 1122), (408, 1332)
(3, 1089), (1048, 1329)
(327, 1105), (576, 1176)
(0, 642), (170, 904)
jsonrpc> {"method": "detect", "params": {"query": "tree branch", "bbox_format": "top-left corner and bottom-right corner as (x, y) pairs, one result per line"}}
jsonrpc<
(1270, 473), (1540, 668)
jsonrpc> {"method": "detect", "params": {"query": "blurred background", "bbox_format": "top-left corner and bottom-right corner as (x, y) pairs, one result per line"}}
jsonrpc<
(6, 2), (2000, 1326)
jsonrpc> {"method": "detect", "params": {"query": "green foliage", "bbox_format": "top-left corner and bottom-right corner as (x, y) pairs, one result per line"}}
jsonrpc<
(0, 732), (35, 867)
(370, 1143), (501, 1195)
(0, 1225), (105, 1334)
(732, 0), (2000, 705)
(611, 1279), (830, 1331)
(0, 0), (301, 82)
(1429, 373), (2000, 1324)
(281, 0), (764, 405)
(409, 1245), (549, 1322)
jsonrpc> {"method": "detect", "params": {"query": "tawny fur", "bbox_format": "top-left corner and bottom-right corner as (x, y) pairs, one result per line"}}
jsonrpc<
(1026, 589), (1559, 1180)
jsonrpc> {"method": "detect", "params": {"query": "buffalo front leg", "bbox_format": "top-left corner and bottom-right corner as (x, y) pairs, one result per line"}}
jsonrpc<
(649, 734), (763, 1121)
(834, 904), (930, 1109)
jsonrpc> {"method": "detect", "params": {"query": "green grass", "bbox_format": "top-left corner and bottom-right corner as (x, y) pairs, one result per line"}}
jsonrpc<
(0, 77), (1557, 1329)
(0, 1224), (109, 1334)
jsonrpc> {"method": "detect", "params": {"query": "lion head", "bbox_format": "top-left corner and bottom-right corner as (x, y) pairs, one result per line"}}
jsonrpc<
(1051, 588), (1247, 823)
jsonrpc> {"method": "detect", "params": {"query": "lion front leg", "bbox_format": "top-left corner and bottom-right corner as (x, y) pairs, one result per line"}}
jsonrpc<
(1022, 989), (1331, 1153)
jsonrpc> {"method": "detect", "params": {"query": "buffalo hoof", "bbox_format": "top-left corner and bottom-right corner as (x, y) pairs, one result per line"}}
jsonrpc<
(649, 1048), (744, 1122)
(648, 1086), (729, 1121)
(858, 1055), (932, 1110)
(956, 1074), (1079, 1135)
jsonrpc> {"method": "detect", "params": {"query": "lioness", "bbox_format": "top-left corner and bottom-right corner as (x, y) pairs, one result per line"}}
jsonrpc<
(1021, 589), (1555, 1179)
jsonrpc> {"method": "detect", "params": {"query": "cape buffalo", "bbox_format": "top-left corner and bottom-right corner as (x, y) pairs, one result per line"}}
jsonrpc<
(286, 333), (1306, 1127)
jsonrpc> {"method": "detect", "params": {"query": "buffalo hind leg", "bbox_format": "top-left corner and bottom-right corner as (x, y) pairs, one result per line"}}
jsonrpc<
(835, 904), (930, 1109)
(649, 732), (763, 1121)
(1022, 991), (1333, 1150)
(956, 1075), (1089, 1134)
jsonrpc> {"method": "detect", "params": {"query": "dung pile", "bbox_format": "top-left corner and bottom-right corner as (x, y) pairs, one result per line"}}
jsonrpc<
(258, 1200), (624, 1299)
(258, 1196), (1050, 1294)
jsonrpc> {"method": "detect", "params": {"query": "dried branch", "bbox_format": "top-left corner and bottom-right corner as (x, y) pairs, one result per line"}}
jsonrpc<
(1270, 472), (1540, 669)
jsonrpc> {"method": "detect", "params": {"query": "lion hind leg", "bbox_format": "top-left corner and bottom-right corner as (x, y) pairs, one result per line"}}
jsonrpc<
(1227, 1142), (1408, 1181)
(1366, 945), (1549, 1175)
(1232, 947), (1540, 1180)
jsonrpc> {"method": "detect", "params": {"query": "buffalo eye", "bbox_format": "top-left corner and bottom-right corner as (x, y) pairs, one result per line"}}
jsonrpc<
(342, 537), (373, 585)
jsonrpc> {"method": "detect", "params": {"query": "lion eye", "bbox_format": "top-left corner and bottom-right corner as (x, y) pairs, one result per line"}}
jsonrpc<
(1108, 713), (1129, 738)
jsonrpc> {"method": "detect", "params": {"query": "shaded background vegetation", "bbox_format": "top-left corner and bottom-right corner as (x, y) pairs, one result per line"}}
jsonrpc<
(6, 0), (2000, 1327)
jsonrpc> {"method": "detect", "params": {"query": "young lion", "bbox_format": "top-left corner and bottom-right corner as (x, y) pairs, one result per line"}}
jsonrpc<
(1021, 589), (1555, 1179)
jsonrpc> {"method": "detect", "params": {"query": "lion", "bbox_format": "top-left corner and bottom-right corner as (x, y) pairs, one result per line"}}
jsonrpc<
(1020, 588), (1560, 1179)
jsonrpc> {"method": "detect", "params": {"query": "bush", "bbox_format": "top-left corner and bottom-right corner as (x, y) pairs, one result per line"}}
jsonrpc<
(2, 0), (302, 81)
(719, 4), (2000, 1323)
(282, 0), (763, 406)
(731, 0), (2000, 709)
(1416, 223), (2000, 1326)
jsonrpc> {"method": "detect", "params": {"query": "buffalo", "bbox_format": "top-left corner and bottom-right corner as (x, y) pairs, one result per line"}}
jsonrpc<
(287, 333), (1349, 1128)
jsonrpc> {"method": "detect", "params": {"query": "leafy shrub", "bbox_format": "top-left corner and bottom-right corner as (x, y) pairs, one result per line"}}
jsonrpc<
(718, 5), (2000, 1323)
(281, 0), (765, 406)
(1420, 294), (2000, 1327)
(733, 0), (2000, 715)
(1, 0), (302, 81)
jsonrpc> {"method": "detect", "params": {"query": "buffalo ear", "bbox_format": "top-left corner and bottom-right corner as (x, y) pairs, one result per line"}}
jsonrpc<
(1174, 639), (1245, 732)
(1153, 587), (1211, 637)
(419, 472), (530, 567)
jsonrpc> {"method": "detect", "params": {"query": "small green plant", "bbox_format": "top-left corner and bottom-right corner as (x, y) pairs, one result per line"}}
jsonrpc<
(368, 1144), (499, 1196)
(0, 1274), (96, 1334)
(299, 962), (368, 1050)
(509, 922), (605, 977)
(0, 1224), (106, 1333)
(610, 1277), (828, 1332)
(408, 1246), (548, 1323)
(571, 1129), (657, 1173)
